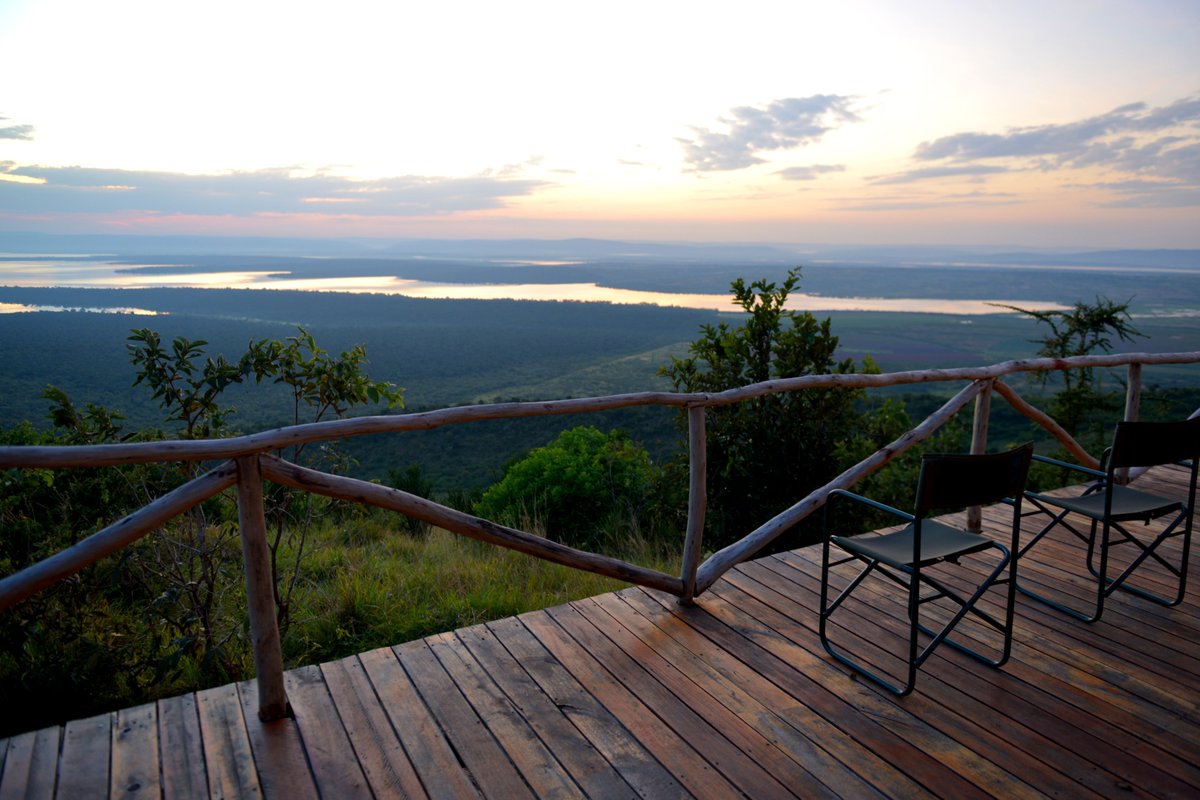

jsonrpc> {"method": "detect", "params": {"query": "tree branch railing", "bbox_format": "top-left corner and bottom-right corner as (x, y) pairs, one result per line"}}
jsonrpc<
(0, 350), (1197, 720)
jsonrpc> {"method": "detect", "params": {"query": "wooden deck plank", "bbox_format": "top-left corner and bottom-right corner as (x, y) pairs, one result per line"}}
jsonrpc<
(734, 555), (1169, 798)
(195, 683), (261, 799)
(455, 622), (641, 800)
(545, 601), (800, 799)
(57, 712), (111, 800)
(768, 546), (1200, 791)
(767, 513), (1200, 797)
(358, 646), (480, 800)
(426, 632), (583, 798)
(768, 549), (1200, 765)
(696, 579), (1004, 799)
(2, 464), (1196, 798)
(0, 727), (60, 800)
(110, 703), (161, 799)
(395, 639), (534, 800)
(237, 680), (319, 800)
(486, 616), (687, 800)
(575, 594), (834, 799)
(618, 588), (905, 800)
(521, 608), (743, 799)
(283, 664), (371, 799)
(156, 694), (208, 799)
(317, 656), (426, 800)
(770, 543), (1200, 738)
(781, 537), (1200, 709)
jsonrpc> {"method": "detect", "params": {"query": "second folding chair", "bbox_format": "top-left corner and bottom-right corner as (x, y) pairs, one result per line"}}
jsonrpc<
(820, 444), (1033, 696)
(1018, 417), (1199, 623)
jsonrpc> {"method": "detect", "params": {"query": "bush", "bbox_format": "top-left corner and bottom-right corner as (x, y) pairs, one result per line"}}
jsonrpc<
(474, 426), (654, 550)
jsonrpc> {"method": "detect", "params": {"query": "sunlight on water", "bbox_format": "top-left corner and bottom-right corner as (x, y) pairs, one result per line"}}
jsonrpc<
(0, 302), (161, 315)
(0, 258), (1070, 314)
(388, 279), (1068, 314)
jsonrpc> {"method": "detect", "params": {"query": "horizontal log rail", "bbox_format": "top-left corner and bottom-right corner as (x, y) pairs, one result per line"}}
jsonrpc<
(0, 349), (1197, 719)
(0, 462), (239, 611)
(259, 455), (683, 595)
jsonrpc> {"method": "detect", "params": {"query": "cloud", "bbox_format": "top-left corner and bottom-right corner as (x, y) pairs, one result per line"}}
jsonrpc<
(871, 164), (1009, 185)
(0, 116), (34, 140)
(776, 164), (845, 181)
(679, 95), (860, 172)
(900, 93), (1200, 205)
(0, 165), (547, 217)
(911, 97), (1200, 163)
(839, 192), (1022, 212)
(1091, 179), (1200, 208)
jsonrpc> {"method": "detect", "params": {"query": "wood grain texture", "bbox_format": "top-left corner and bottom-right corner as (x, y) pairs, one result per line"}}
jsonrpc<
(57, 713), (111, 800)
(0, 727), (60, 800)
(283, 665), (371, 799)
(195, 683), (261, 798)
(358, 645), (480, 800)
(111, 703), (161, 799)
(157, 694), (208, 799)
(395, 640), (534, 800)
(238, 680), (319, 800)
(317, 656), (426, 799)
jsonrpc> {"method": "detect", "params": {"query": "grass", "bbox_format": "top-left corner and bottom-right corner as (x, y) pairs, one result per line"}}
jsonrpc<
(281, 510), (681, 666)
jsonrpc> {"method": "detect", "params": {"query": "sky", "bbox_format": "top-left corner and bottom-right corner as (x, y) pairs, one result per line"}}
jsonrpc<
(1, 0), (1199, 248)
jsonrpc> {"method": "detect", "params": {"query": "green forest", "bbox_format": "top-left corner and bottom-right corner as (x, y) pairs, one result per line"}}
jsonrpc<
(3, 283), (1199, 490)
(1, 272), (1199, 736)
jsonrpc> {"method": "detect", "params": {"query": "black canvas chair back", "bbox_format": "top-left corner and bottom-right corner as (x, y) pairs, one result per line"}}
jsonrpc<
(1110, 418), (1200, 469)
(819, 443), (1033, 697)
(916, 448), (1036, 516)
(1019, 416), (1199, 623)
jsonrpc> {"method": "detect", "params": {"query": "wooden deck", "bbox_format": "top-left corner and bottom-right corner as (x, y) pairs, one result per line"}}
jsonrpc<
(2, 465), (1198, 799)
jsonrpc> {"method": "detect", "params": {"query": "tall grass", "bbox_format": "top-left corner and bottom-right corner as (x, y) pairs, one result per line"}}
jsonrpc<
(281, 510), (681, 665)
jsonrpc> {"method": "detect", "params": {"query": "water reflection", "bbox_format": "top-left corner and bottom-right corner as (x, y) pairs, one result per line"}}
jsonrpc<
(0, 302), (161, 315)
(0, 258), (1068, 314)
(388, 280), (1066, 314)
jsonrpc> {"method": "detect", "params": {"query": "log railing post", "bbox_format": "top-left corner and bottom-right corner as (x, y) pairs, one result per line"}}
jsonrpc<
(967, 379), (993, 532)
(235, 454), (289, 721)
(1124, 362), (1142, 423)
(679, 404), (708, 604)
(1118, 362), (1144, 484)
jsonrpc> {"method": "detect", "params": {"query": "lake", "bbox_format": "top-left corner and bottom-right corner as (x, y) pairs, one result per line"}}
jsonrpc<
(0, 256), (1071, 315)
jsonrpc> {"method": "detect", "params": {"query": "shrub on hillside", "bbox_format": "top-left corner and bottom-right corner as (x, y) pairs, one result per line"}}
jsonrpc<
(474, 426), (654, 550)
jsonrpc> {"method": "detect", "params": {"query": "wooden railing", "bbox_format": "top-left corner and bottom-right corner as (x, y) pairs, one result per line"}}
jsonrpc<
(1, 350), (1198, 720)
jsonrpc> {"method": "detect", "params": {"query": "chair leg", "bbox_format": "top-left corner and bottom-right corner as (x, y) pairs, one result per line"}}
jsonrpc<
(1017, 506), (1107, 623)
(916, 547), (1015, 668)
(821, 543), (1017, 696)
(820, 540), (919, 697)
(1088, 514), (1192, 607)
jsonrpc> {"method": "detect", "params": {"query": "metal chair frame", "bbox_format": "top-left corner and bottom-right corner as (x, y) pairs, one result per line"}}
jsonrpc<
(819, 444), (1033, 697)
(1018, 418), (1199, 623)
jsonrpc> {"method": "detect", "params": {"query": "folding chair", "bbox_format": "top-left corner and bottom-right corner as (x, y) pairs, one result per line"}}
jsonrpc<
(1018, 417), (1199, 623)
(819, 444), (1033, 696)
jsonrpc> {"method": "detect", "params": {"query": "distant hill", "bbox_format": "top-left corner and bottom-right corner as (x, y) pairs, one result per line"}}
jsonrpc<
(4, 231), (1196, 271)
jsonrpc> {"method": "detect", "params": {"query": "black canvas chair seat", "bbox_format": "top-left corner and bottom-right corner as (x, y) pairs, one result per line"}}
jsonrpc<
(820, 443), (1033, 697)
(833, 520), (994, 569)
(1018, 417), (1199, 623)
(1028, 483), (1181, 523)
